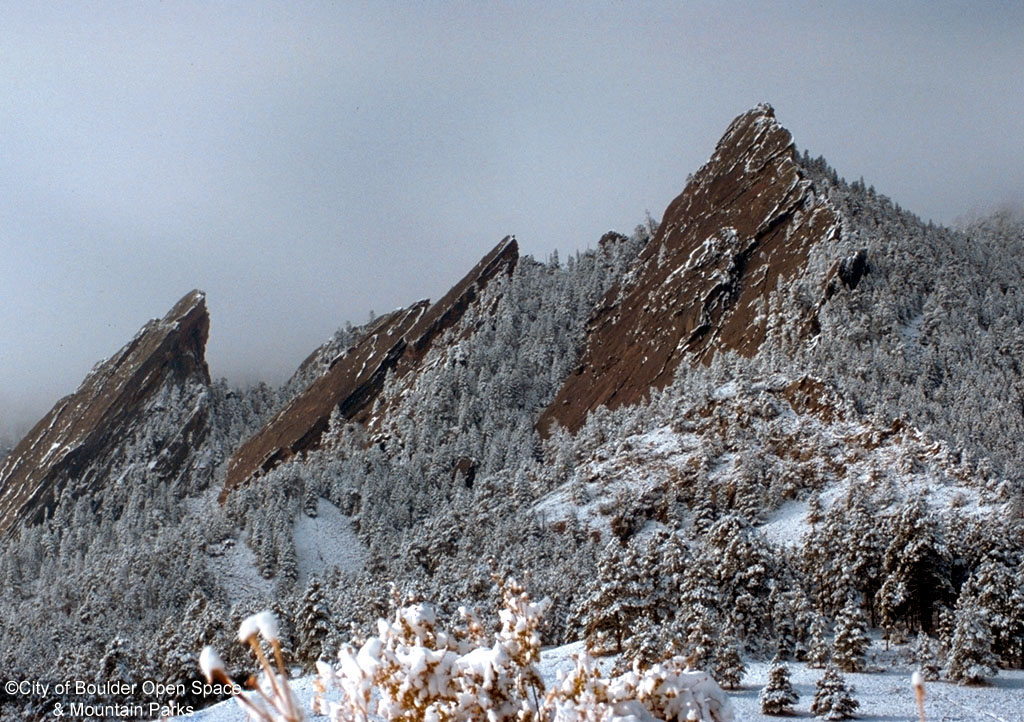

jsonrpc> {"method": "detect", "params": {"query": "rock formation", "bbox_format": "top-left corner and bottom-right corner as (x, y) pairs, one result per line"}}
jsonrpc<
(222, 237), (518, 497)
(538, 104), (841, 436)
(0, 290), (211, 534)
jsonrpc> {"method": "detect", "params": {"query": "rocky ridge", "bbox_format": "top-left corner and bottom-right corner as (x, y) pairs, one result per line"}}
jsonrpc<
(222, 237), (519, 497)
(0, 290), (211, 534)
(538, 104), (842, 436)
(3, 105), (1024, 714)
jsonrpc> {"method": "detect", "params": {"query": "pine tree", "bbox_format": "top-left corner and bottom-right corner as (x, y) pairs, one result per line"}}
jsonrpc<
(769, 586), (798, 660)
(619, 615), (667, 672)
(935, 605), (955, 657)
(576, 539), (651, 655)
(295, 576), (333, 667)
(712, 635), (745, 689)
(875, 499), (951, 638)
(967, 550), (1024, 667)
(649, 530), (690, 627)
(807, 494), (823, 527)
(701, 514), (772, 651)
(912, 632), (941, 681)
(946, 599), (998, 684)
(155, 590), (229, 707)
(833, 598), (870, 672)
(759, 658), (799, 715)
(789, 586), (818, 662)
(811, 665), (859, 720)
(838, 493), (883, 626)
(808, 612), (831, 668)
(685, 606), (719, 672)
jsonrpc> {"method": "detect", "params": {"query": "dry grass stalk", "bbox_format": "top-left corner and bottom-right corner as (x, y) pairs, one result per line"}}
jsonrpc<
(199, 611), (304, 722)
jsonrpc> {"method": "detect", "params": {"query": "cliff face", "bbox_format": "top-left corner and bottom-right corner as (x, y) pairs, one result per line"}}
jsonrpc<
(0, 290), (211, 534)
(222, 237), (519, 497)
(538, 105), (841, 436)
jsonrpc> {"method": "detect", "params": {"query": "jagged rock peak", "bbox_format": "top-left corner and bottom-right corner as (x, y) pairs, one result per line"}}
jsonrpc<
(222, 237), (519, 498)
(539, 104), (840, 436)
(0, 289), (212, 534)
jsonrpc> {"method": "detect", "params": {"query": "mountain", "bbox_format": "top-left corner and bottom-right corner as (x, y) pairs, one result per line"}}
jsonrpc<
(2, 105), (1023, 720)
(538, 104), (842, 435)
(222, 237), (518, 499)
(0, 290), (211, 535)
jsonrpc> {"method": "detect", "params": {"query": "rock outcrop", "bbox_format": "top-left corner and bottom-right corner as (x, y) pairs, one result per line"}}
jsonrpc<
(0, 290), (211, 534)
(222, 237), (518, 497)
(538, 104), (841, 436)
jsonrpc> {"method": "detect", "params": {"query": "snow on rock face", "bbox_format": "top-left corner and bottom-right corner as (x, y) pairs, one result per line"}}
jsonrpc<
(538, 104), (841, 436)
(222, 237), (518, 498)
(0, 290), (211, 534)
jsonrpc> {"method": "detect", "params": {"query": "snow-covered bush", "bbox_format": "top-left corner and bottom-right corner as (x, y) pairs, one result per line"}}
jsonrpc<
(314, 577), (733, 722)
(544, 653), (733, 722)
(313, 577), (547, 721)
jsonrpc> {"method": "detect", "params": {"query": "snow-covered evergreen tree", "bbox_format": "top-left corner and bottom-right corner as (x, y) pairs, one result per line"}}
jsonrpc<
(295, 576), (332, 667)
(912, 632), (941, 681)
(964, 549), (1024, 667)
(807, 612), (831, 668)
(810, 665), (859, 720)
(946, 598), (999, 684)
(769, 601), (796, 660)
(759, 658), (799, 715)
(575, 539), (651, 655)
(875, 499), (951, 639)
(712, 635), (745, 689)
(833, 597), (870, 672)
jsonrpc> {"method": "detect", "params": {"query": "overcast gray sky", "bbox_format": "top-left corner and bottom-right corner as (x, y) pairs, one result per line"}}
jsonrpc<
(2, 1), (1023, 438)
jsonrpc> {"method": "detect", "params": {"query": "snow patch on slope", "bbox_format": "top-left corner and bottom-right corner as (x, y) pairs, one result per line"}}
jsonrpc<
(535, 378), (1005, 543)
(755, 500), (809, 548)
(205, 534), (274, 605)
(533, 423), (696, 537)
(294, 497), (366, 585)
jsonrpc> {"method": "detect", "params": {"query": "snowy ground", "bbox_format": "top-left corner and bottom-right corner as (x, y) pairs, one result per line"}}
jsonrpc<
(755, 499), (809, 548)
(733, 661), (1024, 722)
(204, 533), (275, 605)
(202, 497), (365, 606)
(170, 641), (1024, 721)
(293, 497), (366, 585)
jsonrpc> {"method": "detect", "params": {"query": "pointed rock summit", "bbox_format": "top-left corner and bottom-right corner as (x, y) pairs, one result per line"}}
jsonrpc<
(222, 237), (519, 498)
(539, 104), (841, 435)
(0, 290), (212, 534)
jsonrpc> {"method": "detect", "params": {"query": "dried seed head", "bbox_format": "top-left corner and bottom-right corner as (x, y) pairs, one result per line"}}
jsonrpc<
(199, 646), (226, 682)
(255, 611), (279, 642)
(238, 613), (261, 643)
(911, 670), (924, 689)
